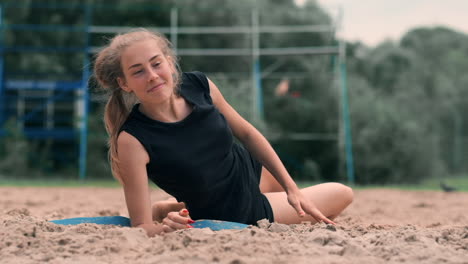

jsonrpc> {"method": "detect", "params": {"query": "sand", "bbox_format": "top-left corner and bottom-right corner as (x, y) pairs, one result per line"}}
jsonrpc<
(0, 187), (467, 263)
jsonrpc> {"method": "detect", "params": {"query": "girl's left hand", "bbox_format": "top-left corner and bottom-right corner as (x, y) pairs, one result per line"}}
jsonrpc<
(161, 209), (195, 233)
(286, 189), (336, 225)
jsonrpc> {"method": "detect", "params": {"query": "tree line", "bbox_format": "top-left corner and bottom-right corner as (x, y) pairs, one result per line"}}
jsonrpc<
(0, 0), (467, 184)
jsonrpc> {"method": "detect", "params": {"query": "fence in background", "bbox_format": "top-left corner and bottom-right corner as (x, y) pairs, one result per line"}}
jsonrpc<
(0, 3), (353, 182)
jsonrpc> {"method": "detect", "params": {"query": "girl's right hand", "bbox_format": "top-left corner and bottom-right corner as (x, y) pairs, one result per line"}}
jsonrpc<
(286, 189), (336, 225)
(161, 209), (195, 233)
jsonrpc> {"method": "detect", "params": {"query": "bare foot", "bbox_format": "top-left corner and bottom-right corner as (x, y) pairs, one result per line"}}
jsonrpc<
(151, 198), (186, 223)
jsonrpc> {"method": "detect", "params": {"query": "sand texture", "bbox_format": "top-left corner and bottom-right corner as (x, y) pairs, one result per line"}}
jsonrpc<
(0, 187), (467, 264)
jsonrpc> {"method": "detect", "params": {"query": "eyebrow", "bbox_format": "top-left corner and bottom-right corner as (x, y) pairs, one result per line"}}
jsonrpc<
(127, 55), (160, 70)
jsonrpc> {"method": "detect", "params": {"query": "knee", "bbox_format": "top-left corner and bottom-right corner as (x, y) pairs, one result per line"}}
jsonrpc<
(332, 182), (353, 206)
(340, 183), (354, 206)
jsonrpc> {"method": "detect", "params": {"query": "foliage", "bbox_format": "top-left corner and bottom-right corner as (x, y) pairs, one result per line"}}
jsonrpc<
(347, 26), (468, 183)
(1, 1), (468, 184)
(86, 104), (113, 179)
(0, 119), (55, 178)
(0, 119), (31, 176)
(348, 76), (445, 183)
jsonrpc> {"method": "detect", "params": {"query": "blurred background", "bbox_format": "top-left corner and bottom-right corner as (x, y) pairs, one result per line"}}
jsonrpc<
(0, 0), (467, 188)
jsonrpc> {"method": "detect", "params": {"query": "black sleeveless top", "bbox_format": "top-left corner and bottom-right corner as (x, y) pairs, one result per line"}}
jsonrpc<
(120, 71), (274, 224)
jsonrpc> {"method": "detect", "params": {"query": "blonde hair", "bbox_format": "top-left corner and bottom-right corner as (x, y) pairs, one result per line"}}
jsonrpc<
(93, 29), (181, 182)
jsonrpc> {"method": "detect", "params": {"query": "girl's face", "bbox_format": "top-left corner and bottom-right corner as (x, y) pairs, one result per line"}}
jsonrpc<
(118, 39), (175, 104)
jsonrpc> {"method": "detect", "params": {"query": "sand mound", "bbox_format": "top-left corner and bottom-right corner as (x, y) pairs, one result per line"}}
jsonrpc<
(1, 187), (467, 263)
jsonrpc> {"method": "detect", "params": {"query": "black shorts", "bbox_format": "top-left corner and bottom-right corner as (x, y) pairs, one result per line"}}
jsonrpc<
(248, 153), (275, 224)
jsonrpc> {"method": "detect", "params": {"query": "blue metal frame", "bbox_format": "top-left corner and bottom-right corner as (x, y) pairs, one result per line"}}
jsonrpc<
(254, 59), (264, 119)
(5, 24), (87, 32)
(0, 4), (4, 126)
(339, 58), (355, 184)
(0, 3), (92, 180)
(79, 4), (92, 180)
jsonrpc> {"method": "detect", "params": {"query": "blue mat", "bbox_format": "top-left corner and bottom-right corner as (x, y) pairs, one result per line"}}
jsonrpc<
(50, 216), (131, 226)
(191, 220), (248, 231)
(50, 216), (248, 231)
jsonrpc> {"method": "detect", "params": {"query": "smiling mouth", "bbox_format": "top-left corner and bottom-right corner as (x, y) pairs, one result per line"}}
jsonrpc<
(148, 83), (164, 93)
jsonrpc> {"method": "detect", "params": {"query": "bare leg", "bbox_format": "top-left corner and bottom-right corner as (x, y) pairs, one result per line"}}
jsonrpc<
(264, 182), (353, 224)
(259, 167), (283, 193)
(151, 198), (185, 223)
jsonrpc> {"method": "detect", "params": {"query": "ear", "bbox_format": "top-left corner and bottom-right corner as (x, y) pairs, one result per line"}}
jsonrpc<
(117, 77), (131, 93)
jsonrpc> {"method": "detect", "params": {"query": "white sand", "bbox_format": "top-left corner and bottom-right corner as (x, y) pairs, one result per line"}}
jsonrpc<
(1, 187), (467, 263)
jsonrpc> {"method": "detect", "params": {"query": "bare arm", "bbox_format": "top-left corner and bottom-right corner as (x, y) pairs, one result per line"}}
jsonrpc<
(116, 131), (163, 236)
(208, 79), (297, 192)
(208, 78), (334, 224)
(117, 131), (194, 236)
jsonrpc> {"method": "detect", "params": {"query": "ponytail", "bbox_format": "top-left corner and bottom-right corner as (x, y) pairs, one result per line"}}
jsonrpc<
(104, 89), (136, 182)
(93, 28), (181, 182)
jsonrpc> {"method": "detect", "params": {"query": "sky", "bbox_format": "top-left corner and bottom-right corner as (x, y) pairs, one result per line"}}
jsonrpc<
(309, 0), (468, 46)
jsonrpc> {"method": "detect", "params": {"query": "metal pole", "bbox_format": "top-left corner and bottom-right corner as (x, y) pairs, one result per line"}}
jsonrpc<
(333, 55), (344, 182)
(339, 41), (355, 184)
(91, 24), (335, 35)
(79, 4), (92, 181)
(255, 60), (263, 119)
(170, 7), (178, 53)
(251, 8), (262, 120)
(0, 4), (4, 127)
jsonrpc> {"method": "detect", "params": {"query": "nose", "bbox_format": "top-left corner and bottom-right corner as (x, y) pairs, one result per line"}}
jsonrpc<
(148, 67), (159, 82)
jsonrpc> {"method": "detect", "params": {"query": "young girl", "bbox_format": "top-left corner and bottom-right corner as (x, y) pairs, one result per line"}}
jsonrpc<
(93, 29), (353, 237)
